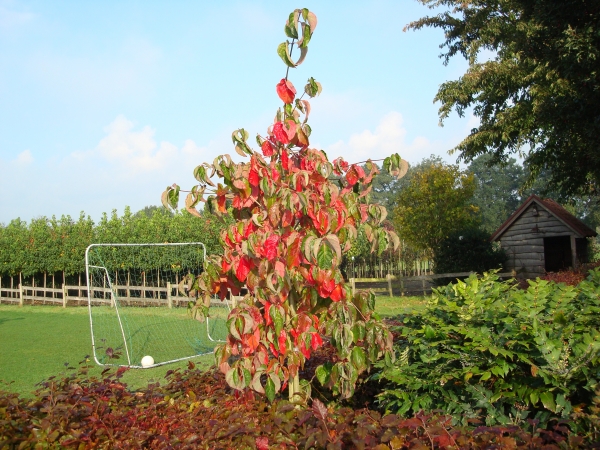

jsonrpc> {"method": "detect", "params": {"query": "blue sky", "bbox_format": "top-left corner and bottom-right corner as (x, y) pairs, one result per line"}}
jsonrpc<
(0, 0), (476, 225)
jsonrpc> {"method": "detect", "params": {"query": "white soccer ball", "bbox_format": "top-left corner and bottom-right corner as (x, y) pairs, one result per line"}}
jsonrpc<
(141, 355), (154, 368)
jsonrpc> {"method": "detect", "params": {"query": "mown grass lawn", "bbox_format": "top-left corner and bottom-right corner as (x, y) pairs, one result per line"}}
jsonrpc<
(0, 305), (215, 397)
(0, 295), (427, 397)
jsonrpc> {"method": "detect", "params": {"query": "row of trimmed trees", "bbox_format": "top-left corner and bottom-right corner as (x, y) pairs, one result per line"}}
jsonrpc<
(0, 207), (229, 286)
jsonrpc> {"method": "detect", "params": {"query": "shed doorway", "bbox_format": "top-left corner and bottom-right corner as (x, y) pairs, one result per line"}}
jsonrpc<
(544, 236), (572, 272)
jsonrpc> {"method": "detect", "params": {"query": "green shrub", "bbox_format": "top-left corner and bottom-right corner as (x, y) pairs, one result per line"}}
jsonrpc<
(375, 269), (600, 428)
(433, 227), (506, 275)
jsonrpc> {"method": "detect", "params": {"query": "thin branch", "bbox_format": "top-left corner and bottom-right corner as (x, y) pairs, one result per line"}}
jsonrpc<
(285, 39), (296, 81)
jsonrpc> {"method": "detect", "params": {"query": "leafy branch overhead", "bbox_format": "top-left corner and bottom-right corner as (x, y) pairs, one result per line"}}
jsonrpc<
(407, 0), (600, 197)
(162, 8), (407, 401)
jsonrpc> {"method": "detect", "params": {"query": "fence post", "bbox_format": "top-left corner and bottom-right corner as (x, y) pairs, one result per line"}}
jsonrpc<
(350, 278), (355, 296)
(422, 278), (426, 296)
(19, 283), (23, 307)
(400, 277), (404, 296)
(386, 274), (393, 297)
(167, 282), (172, 309)
(62, 284), (67, 308)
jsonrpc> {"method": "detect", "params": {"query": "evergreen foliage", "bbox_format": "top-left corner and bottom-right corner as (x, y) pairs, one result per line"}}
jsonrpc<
(433, 227), (507, 274)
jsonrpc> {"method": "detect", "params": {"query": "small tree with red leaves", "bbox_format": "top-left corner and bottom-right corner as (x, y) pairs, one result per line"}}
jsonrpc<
(163, 8), (408, 401)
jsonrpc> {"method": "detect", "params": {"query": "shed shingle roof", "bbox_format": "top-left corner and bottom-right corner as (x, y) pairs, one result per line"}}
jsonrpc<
(490, 194), (597, 241)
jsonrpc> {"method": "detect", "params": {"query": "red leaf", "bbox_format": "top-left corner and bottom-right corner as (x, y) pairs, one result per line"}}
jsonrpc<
(281, 209), (293, 228)
(217, 195), (227, 212)
(249, 168), (259, 187)
(275, 260), (285, 278)
(256, 436), (269, 450)
(247, 327), (260, 352)
(300, 340), (311, 358)
(311, 332), (323, 350)
(269, 342), (278, 357)
(346, 164), (365, 186)
(313, 209), (329, 235)
(278, 329), (287, 355)
(330, 284), (344, 302)
(318, 278), (335, 298)
(273, 120), (296, 144)
(261, 139), (275, 157)
(263, 235), (279, 260)
(276, 78), (296, 104)
(312, 398), (328, 421)
(244, 220), (256, 238)
(235, 255), (253, 282)
(281, 149), (290, 170)
(221, 259), (232, 272)
(286, 238), (302, 268)
(264, 302), (272, 326)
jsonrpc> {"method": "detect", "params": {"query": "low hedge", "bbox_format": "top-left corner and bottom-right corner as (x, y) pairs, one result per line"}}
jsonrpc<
(376, 269), (600, 437)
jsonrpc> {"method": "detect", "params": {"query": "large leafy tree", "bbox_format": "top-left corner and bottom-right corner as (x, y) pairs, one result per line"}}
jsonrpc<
(468, 154), (525, 233)
(408, 0), (600, 197)
(393, 159), (479, 253)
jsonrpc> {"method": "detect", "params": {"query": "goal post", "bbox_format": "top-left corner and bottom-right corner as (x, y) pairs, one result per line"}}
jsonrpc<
(85, 242), (230, 369)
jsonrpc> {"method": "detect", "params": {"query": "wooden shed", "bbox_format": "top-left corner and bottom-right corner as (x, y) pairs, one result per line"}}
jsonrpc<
(490, 194), (597, 278)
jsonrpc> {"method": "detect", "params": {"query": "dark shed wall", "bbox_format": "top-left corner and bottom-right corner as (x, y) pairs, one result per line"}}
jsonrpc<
(499, 203), (574, 277)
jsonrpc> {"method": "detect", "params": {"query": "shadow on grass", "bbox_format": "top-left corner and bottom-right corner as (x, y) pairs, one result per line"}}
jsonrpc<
(0, 316), (24, 326)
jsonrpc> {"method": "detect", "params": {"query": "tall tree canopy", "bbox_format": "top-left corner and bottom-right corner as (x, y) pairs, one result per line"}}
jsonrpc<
(468, 154), (600, 233)
(468, 154), (525, 233)
(408, 0), (600, 197)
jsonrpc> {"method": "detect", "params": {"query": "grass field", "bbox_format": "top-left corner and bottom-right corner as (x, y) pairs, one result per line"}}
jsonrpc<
(0, 295), (427, 397)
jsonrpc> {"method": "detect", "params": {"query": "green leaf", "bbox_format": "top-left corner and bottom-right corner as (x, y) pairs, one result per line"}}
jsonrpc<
(270, 305), (284, 337)
(316, 242), (334, 270)
(490, 392), (502, 403)
(277, 41), (307, 68)
(530, 391), (539, 405)
(424, 325), (436, 340)
(350, 346), (367, 372)
(265, 376), (276, 402)
(277, 42), (295, 68)
(315, 363), (332, 386)
(480, 371), (492, 381)
(540, 391), (556, 412)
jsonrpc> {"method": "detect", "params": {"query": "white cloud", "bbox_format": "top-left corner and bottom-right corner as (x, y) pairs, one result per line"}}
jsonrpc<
(13, 149), (33, 164)
(72, 115), (222, 181)
(0, 115), (228, 223)
(326, 111), (435, 165)
(0, 1), (34, 30)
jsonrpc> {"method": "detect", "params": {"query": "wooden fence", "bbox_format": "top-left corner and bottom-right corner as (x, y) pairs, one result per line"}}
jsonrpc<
(350, 271), (515, 297)
(0, 282), (196, 308)
(0, 271), (516, 307)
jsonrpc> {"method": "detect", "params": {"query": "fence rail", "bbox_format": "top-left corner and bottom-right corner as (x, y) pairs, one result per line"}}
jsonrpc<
(0, 283), (195, 308)
(350, 271), (515, 296)
(0, 271), (516, 307)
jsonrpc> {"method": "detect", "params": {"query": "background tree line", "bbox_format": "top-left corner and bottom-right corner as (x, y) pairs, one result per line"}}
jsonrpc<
(349, 154), (600, 276)
(3, 156), (599, 284)
(0, 207), (230, 286)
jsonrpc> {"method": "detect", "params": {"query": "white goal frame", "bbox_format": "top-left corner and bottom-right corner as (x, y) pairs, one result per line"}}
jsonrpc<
(85, 242), (230, 369)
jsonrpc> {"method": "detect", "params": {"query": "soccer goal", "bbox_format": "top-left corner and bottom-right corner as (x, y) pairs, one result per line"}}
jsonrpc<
(85, 242), (230, 369)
